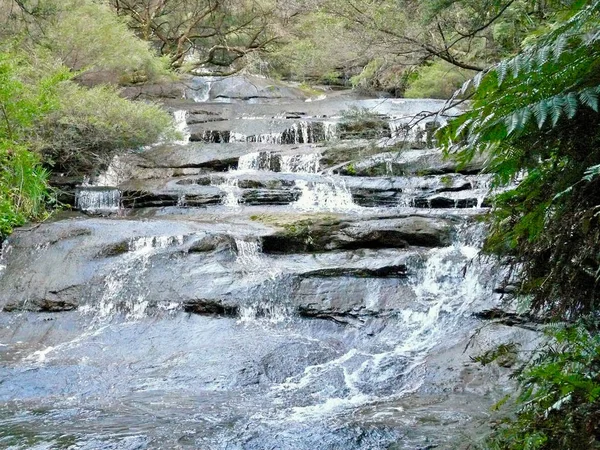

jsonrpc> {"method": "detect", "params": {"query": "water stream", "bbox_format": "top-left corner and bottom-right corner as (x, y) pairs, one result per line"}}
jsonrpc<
(0, 78), (512, 450)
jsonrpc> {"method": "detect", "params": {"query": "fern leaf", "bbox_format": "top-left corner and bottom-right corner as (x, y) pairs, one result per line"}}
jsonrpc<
(579, 87), (599, 112)
(497, 60), (508, 86)
(553, 35), (568, 61)
(534, 99), (549, 129)
(535, 45), (551, 67)
(550, 96), (565, 126)
(506, 110), (522, 136)
(473, 70), (484, 89)
(455, 117), (474, 137)
(583, 164), (600, 182)
(459, 78), (471, 96)
(511, 54), (522, 78)
(564, 92), (579, 119)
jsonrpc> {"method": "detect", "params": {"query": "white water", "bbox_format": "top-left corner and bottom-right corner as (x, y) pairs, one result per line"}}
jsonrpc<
(238, 151), (273, 171)
(277, 234), (497, 420)
(234, 238), (291, 323)
(82, 235), (185, 320)
(218, 176), (241, 207)
(173, 110), (190, 145)
(75, 188), (121, 212)
(388, 118), (427, 142)
(280, 153), (320, 174)
(293, 178), (358, 212)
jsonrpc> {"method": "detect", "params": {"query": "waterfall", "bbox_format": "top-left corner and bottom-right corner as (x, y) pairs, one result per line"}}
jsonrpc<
(75, 187), (121, 212)
(388, 118), (426, 142)
(173, 110), (190, 144)
(278, 230), (500, 420)
(323, 121), (339, 141)
(292, 178), (358, 212)
(238, 151), (272, 171)
(82, 235), (185, 319)
(234, 237), (291, 322)
(280, 153), (320, 174)
(218, 176), (241, 207)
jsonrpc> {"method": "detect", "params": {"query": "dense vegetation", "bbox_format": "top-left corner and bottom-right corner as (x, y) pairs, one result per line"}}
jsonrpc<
(0, 0), (174, 238)
(437, 1), (600, 447)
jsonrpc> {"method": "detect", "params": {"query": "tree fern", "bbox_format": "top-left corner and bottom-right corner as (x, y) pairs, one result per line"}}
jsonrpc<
(438, 0), (600, 319)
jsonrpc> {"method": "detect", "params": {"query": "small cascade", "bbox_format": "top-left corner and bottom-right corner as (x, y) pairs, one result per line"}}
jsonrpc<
(471, 174), (494, 208)
(293, 178), (358, 212)
(0, 241), (11, 277)
(234, 238), (291, 322)
(280, 153), (320, 174)
(75, 187), (121, 212)
(217, 176), (241, 207)
(195, 130), (231, 143)
(238, 151), (273, 171)
(235, 238), (264, 269)
(173, 110), (190, 144)
(84, 235), (185, 319)
(186, 77), (214, 102)
(278, 229), (500, 420)
(323, 121), (339, 141)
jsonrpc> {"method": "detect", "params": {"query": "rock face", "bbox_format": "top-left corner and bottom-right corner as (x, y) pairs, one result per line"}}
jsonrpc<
(0, 77), (527, 450)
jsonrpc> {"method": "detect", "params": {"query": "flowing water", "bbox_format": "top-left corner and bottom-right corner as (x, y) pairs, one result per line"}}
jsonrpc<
(0, 78), (523, 449)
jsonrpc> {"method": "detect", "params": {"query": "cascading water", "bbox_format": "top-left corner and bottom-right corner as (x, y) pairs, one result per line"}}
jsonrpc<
(0, 88), (513, 450)
(292, 178), (358, 212)
(234, 238), (292, 323)
(82, 235), (186, 319)
(173, 110), (190, 144)
(280, 153), (320, 173)
(75, 187), (121, 212)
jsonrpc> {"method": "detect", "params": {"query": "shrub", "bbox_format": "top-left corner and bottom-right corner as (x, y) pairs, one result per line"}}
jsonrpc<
(486, 321), (600, 450)
(38, 82), (175, 175)
(404, 60), (476, 99)
(0, 142), (52, 237)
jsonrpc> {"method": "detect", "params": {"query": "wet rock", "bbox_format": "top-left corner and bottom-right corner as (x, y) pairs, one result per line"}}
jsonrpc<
(208, 75), (307, 101)
(96, 241), (130, 258)
(261, 216), (453, 253)
(241, 189), (300, 205)
(188, 234), (236, 254)
(119, 81), (187, 100)
(335, 149), (489, 177)
(260, 341), (342, 383)
(300, 265), (408, 278)
(183, 299), (238, 316)
(295, 277), (416, 324)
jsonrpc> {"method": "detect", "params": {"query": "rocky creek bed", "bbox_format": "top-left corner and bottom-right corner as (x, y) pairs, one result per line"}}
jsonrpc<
(0, 76), (538, 449)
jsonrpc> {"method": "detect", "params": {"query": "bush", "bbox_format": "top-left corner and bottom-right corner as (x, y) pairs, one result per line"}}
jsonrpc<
(0, 143), (52, 237)
(486, 322), (600, 450)
(0, 51), (67, 238)
(38, 82), (175, 175)
(404, 60), (476, 99)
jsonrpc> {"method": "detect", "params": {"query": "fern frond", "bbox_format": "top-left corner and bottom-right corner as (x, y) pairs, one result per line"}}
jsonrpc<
(564, 92), (579, 119)
(534, 99), (549, 129)
(579, 87), (600, 112)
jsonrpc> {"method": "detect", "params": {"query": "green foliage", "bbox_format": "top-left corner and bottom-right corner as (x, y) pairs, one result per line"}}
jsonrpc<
(0, 143), (52, 236)
(486, 322), (600, 449)
(350, 58), (412, 96)
(45, 0), (168, 81)
(39, 82), (175, 175)
(438, 0), (600, 317)
(3, 0), (170, 84)
(404, 60), (476, 99)
(0, 52), (68, 238)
